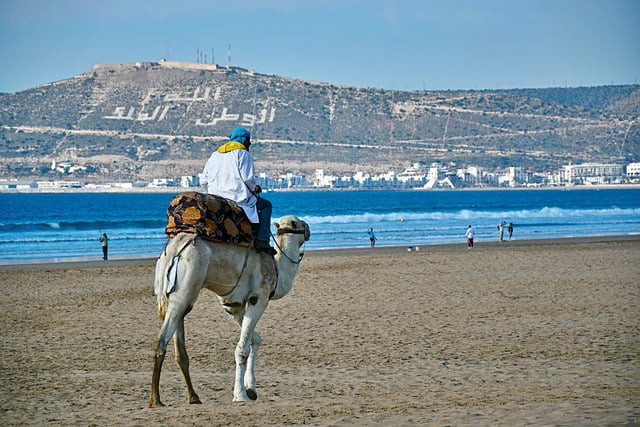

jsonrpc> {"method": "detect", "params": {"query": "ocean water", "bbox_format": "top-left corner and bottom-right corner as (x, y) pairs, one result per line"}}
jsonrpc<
(0, 189), (639, 261)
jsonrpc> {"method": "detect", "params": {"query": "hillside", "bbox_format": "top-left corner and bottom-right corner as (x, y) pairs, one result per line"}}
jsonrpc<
(0, 60), (638, 180)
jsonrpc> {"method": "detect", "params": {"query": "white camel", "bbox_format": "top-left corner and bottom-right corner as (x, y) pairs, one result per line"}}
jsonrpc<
(150, 215), (310, 407)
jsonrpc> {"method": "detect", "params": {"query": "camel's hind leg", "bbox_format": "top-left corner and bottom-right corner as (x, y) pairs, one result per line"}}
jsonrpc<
(151, 303), (202, 407)
(150, 311), (181, 407)
(150, 242), (208, 408)
(174, 315), (201, 404)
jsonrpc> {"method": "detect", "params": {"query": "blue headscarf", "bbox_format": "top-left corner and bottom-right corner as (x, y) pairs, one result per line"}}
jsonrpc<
(229, 128), (251, 145)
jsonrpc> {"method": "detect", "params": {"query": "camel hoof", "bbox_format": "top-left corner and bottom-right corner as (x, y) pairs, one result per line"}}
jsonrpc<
(189, 395), (202, 404)
(246, 388), (257, 401)
(149, 400), (165, 408)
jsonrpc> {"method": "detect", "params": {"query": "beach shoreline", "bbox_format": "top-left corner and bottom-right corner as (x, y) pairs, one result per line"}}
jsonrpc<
(1, 233), (638, 271)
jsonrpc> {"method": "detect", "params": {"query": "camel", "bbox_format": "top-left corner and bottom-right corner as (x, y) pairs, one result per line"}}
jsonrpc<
(150, 215), (310, 407)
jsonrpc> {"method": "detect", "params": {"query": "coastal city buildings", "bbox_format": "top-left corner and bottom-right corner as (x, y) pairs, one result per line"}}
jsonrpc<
(0, 161), (637, 191)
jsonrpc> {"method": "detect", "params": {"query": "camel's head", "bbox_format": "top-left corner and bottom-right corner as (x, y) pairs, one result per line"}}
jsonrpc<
(273, 215), (310, 246)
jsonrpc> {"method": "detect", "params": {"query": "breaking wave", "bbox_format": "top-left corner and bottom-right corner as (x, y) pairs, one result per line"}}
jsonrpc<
(302, 206), (640, 224)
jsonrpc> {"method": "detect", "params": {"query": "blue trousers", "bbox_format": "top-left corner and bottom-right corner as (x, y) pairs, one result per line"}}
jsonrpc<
(255, 196), (272, 242)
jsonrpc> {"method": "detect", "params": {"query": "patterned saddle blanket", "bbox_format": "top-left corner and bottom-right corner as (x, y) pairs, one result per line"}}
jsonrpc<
(165, 191), (256, 245)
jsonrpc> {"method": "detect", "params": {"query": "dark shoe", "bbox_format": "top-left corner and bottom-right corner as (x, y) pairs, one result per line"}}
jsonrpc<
(254, 240), (277, 256)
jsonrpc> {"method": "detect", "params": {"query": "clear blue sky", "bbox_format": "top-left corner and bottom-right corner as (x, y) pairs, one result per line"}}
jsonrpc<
(0, 0), (638, 93)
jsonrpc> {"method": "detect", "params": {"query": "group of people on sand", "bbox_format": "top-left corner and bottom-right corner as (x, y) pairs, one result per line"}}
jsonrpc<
(465, 221), (514, 249)
(367, 221), (515, 251)
(497, 220), (514, 242)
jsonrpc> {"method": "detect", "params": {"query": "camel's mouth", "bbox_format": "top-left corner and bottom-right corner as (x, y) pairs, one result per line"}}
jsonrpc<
(275, 219), (310, 242)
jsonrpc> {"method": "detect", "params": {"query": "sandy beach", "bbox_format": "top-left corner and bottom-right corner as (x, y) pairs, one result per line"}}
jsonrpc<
(1, 237), (639, 425)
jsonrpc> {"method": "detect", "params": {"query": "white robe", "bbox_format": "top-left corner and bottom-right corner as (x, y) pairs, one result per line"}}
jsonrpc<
(200, 149), (259, 223)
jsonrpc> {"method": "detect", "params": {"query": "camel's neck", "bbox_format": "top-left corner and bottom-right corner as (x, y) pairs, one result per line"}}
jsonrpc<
(271, 236), (302, 300)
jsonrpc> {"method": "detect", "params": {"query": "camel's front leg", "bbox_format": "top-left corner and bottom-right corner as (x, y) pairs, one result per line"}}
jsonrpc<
(244, 331), (262, 400)
(233, 297), (268, 402)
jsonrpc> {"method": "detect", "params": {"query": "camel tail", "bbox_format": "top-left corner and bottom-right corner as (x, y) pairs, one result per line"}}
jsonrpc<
(154, 234), (195, 319)
(154, 254), (171, 319)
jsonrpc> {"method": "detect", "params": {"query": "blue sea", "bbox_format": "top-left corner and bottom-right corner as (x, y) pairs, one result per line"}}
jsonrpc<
(1, 189), (639, 262)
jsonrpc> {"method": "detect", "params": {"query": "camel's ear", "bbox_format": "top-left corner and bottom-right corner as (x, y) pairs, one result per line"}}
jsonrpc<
(273, 222), (280, 229)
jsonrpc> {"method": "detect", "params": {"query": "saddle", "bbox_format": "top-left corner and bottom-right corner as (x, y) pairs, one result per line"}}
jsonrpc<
(165, 191), (256, 246)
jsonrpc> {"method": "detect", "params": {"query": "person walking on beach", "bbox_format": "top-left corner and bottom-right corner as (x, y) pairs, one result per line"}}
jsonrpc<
(201, 127), (276, 255)
(498, 220), (505, 242)
(465, 225), (474, 248)
(99, 233), (109, 260)
(368, 227), (377, 248)
(508, 222), (514, 241)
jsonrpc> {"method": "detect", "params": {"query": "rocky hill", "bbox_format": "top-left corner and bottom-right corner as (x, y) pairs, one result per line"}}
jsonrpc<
(1, 60), (638, 180)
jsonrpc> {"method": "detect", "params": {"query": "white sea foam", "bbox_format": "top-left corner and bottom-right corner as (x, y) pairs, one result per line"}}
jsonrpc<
(302, 207), (640, 224)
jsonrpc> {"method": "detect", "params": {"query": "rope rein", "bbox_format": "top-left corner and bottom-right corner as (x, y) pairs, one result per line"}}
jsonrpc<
(270, 230), (305, 264)
(217, 245), (251, 297)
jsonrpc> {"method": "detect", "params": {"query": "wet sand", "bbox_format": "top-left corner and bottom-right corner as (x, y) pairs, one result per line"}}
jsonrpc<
(1, 237), (639, 425)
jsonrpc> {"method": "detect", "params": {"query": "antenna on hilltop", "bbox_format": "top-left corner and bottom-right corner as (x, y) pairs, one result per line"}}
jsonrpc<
(227, 43), (231, 68)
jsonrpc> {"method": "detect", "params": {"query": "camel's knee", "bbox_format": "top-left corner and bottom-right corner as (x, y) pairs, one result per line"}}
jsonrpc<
(153, 325), (176, 357)
(251, 331), (262, 348)
(154, 348), (166, 359)
(153, 341), (167, 359)
(235, 344), (250, 362)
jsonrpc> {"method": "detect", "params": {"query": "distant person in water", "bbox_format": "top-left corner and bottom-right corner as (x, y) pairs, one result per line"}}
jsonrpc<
(465, 225), (474, 248)
(368, 227), (377, 248)
(498, 220), (505, 242)
(99, 233), (109, 260)
(508, 222), (514, 241)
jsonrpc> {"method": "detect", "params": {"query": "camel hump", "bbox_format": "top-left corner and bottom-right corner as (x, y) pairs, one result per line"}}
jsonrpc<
(165, 192), (256, 245)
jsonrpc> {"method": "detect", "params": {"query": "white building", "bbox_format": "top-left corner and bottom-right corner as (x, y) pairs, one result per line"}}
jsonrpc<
(456, 166), (483, 186)
(110, 182), (133, 189)
(562, 163), (624, 185)
(499, 167), (526, 187)
(626, 162), (640, 177)
(181, 175), (200, 188)
(0, 179), (37, 189)
(51, 159), (86, 174)
(149, 178), (179, 187)
(314, 169), (337, 188)
(35, 180), (82, 189)
(428, 163), (444, 181)
(281, 173), (308, 188)
(398, 163), (428, 186)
